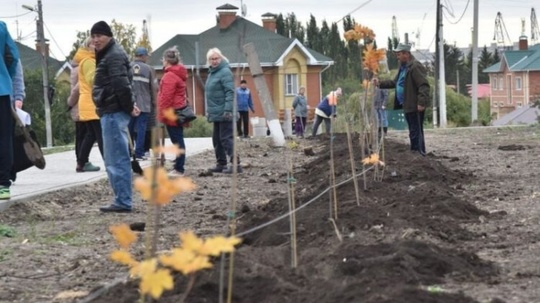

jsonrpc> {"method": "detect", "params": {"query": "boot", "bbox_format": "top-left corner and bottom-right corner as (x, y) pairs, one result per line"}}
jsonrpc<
(383, 127), (388, 134)
(209, 164), (227, 173)
(222, 165), (243, 174)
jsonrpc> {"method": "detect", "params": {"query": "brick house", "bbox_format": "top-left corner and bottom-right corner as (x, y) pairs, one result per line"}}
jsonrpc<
(483, 38), (540, 120)
(148, 3), (334, 134)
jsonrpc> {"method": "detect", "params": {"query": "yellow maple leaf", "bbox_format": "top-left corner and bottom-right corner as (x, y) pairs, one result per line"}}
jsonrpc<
(199, 236), (242, 256)
(180, 231), (204, 252)
(140, 268), (174, 299)
(134, 168), (197, 205)
(163, 107), (177, 123)
(181, 255), (213, 274)
(130, 258), (158, 278)
(362, 153), (385, 166)
(159, 248), (196, 272)
(111, 249), (138, 267)
(110, 224), (137, 249)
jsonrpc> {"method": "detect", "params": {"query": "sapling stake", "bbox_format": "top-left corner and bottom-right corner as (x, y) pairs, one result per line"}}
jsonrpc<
(287, 160), (298, 268)
(345, 121), (361, 206)
(329, 114), (338, 220)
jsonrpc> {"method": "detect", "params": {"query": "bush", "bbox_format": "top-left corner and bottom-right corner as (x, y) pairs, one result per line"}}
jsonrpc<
(184, 116), (212, 137)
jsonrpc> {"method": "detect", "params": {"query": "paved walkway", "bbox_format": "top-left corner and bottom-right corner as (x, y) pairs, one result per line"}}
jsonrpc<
(0, 137), (213, 211)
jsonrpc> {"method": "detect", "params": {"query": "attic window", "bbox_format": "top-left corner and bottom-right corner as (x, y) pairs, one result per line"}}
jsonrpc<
(285, 74), (298, 96)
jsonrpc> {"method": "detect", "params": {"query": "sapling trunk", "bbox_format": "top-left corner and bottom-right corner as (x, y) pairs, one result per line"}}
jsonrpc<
(329, 115), (338, 220)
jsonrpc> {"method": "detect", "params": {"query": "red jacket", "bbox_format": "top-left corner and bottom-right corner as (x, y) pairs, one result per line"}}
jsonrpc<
(158, 64), (187, 126)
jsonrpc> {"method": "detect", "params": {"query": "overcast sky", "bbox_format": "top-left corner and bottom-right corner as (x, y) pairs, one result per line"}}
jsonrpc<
(1, 0), (536, 61)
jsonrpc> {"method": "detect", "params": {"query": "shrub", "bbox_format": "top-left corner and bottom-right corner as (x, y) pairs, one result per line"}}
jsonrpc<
(184, 116), (212, 138)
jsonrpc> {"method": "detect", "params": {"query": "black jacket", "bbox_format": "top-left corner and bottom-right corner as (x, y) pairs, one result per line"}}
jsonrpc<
(93, 39), (134, 116)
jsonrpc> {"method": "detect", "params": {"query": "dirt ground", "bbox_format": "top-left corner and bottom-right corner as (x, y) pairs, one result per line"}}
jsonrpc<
(0, 125), (539, 303)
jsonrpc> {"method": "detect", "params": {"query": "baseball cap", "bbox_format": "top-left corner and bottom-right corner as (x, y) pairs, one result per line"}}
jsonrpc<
(394, 43), (412, 52)
(135, 47), (149, 56)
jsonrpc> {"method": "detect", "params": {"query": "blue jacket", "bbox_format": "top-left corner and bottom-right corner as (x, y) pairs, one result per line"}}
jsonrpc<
(11, 60), (25, 104)
(292, 94), (308, 117)
(0, 21), (20, 97)
(205, 60), (235, 122)
(316, 96), (336, 118)
(236, 87), (254, 112)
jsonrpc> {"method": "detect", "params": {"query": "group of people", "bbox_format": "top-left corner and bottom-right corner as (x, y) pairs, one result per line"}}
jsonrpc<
(1, 16), (429, 209)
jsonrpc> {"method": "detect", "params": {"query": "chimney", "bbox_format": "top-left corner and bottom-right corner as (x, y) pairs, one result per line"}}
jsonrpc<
(262, 13), (277, 33)
(519, 35), (528, 50)
(216, 3), (238, 29)
(518, 18), (528, 50)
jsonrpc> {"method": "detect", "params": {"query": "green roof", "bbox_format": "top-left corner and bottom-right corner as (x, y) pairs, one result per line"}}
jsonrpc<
(484, 43), (540, 73)
(149, 17), (332, 69)
(16, 42), (64, 73)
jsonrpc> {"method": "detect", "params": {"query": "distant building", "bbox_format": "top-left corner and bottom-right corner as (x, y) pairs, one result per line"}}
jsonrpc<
(483, 36), (540, 122)
(148, 3), (334, 125)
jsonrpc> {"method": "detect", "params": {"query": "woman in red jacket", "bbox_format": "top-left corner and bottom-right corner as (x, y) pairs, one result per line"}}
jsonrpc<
(158, 46), (188, 177)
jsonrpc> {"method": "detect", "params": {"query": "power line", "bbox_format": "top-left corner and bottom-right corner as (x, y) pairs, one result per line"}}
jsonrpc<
(443, 0), (472, 25)
(43, 21), (67, 60)
(0, 11), (33, 19)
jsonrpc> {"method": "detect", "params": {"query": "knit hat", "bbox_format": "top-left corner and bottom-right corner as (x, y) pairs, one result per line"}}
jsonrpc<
(90, 21), (113, 37)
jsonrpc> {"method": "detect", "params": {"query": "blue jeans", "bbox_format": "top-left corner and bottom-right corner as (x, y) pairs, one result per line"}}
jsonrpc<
(0, 96), (14, 187)
(166, 125), (185, 173)
(101, 112), (132, 209)
(376, 109), (388, 128)
(129, 112), (149, 158)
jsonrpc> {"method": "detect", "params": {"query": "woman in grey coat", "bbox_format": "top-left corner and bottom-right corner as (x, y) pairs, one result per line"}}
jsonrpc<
(292, 86), (308, 138)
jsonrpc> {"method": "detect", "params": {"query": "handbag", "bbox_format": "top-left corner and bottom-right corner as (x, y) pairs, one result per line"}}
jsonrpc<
(11, 107), (46, 172)
(174, 103), (197, 124)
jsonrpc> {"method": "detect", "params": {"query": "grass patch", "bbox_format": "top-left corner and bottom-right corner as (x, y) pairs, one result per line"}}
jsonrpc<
(0, 224), (16, 238)
(42, 145), (74, 155)
(0, 249), (12, 262)
(41, 231), (86, 246)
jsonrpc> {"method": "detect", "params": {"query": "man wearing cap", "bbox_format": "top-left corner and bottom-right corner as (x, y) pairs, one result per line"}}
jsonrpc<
(91, 20), (140, 212)
(129, 47), (157, 160)
(373, 43), (430, 155)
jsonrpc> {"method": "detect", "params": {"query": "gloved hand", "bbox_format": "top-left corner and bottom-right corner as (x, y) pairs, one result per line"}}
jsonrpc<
(223, 111), (233, 121)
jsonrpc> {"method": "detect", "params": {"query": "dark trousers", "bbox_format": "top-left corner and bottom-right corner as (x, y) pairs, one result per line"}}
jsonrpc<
(166, 125), (185, 173)
(404, 111), (426, 155)
(213, 121), (236, 166)
(295, 116), (307, 136)
(236, 111), (250, 137)
(0, 96), (14, 187)
(78, 120), (104, 166)
(311, 115), (331, 136)
(75, 121), (87, 163)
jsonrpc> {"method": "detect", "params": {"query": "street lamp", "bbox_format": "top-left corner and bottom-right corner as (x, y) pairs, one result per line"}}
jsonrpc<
(22, 0), (53, 148)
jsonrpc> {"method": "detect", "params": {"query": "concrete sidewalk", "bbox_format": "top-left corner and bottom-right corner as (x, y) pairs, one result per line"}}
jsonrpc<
(0, 137), (213, 211)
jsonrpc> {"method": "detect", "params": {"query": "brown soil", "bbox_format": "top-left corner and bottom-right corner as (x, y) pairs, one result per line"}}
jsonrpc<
(1, 126), (539, 303)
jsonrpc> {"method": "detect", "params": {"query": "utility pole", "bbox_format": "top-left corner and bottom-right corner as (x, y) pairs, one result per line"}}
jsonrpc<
(23, 0), (52, 147)
(471, 0), (479, 123)
(438, 2), (447, 128)
(433, 0), (440, 128)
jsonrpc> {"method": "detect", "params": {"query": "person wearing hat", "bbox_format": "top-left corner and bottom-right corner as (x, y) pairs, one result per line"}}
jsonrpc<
(311, 87), (342, 137)
(129, 46), (157, 161)
(373, 43), (430, 155)
(91, 20), (141, 212)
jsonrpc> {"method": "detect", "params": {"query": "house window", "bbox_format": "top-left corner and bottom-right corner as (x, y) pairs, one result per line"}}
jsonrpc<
(285, 74), (299, 96)
(515, 77), (522, 90)
(493, 77), (498, 90)
(499, 77), (504, 90)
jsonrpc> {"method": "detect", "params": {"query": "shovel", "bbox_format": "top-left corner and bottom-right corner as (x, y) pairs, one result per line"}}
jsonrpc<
(127, 131), (143, 175)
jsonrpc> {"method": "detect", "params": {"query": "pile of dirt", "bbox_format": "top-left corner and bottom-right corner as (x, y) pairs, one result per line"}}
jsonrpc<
(90, 134), (499, 303)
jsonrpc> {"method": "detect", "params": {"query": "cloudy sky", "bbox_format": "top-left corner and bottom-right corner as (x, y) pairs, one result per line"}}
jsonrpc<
(1, 0), (536, 61)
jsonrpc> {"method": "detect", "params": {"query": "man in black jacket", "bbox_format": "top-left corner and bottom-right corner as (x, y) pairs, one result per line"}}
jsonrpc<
(91, 21), (140, 212)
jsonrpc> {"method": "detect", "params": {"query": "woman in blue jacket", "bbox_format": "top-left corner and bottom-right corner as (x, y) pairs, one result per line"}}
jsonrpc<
(311, 88), (342, 137)
(205, 48), (241, 174)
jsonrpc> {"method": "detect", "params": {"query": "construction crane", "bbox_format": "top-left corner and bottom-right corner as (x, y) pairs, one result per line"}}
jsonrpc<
(493, 12), (512, 48)
(391, 16), (399, 42)
(532, 8), (540, 45)
(412, 12), (427, 48)
(136, 17), (152, 53)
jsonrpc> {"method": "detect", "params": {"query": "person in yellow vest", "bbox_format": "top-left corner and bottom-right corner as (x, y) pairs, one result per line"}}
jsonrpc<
(73, 37), (103, 172)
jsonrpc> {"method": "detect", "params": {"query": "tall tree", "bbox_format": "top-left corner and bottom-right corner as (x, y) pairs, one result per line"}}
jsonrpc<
(342, 16), (362, 79)
(478, 46), (494, 83)
(306, 14), (321, 51)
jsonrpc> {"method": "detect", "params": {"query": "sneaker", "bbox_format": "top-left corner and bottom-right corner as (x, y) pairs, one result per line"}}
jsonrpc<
(83, 162), (101, 172)
(168, 170), (184, 178)
(0, 187), (10, 200)
(209, 165), (227, 173)
(135, 156), (148, 161)
(222, 165), (243, 174)
(99, 204), (132, 213)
